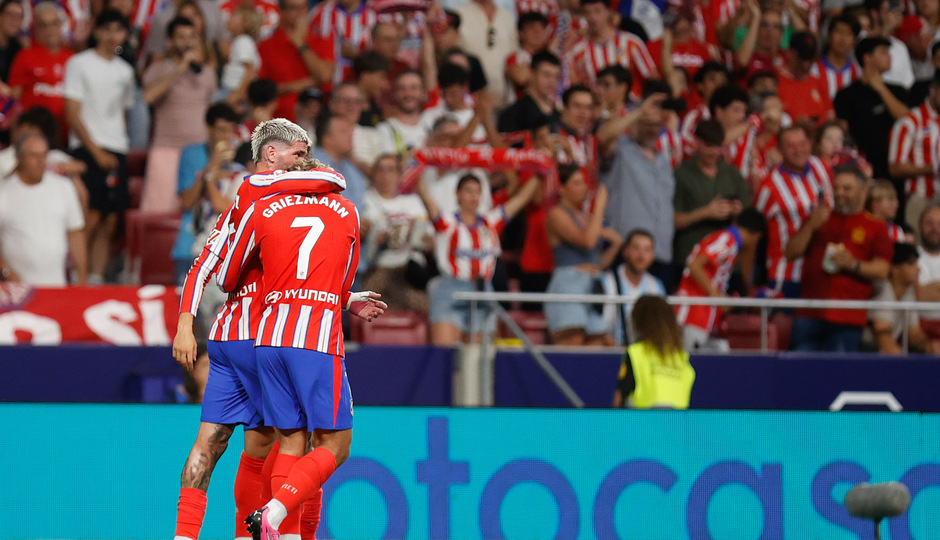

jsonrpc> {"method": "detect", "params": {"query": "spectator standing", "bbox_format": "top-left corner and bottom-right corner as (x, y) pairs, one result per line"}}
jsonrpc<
(895, 0), (940, 79)
(309, 0), (376, 88)
(142, 0), (224, 67)
(64, 9), (134, 285)
(257, 0), (333, 120)
(864, 0), (915, 89)
(0, 133), (85, 286)
(708, 85), (760, 183)
(544, 164), (622, 346)
(834, 36), (910, 181)
(598, 92), (676, 290)
(673, 119), (751, 280)
(504, 12), (551, 103)
(593, 64), (632, 124)
(420, 63), (483, 141)
(810, 15), (861, 101)
(567, 0), (657, 99)
(601, 230), (667, 345)
(754, 125), (834, 298)
(498, 51), (561, 133)
(455, 0), (517, 105)
(362, 154), (432, 312)
(172, 103), (240, 285)
(239, 78), (278, 141)
(375, 70), (428, 158)
(218, 5), (261, 107)
(676, 208), (766, 351)
(312, 114), (367, 214)
(888, 69), (940, 229)
(220, 0), (280, 41)
(352, 51), (390, 127)
(141, 16), (218, 213)
(678, 62), (729, 156)
(786, 164), (893, 352)
(867, 243), (940, 353)
(613, 295), (695, 409)
(328, 82), (380, 172)
(556, 85), (597, 179)
(734, 3), (787, 82)
(0, 0), (24, 89)
(776, 31), (834, 126)
(175, 0), (221, 74)
(915, 205), (940, 336)
(8, 2), (72, 146)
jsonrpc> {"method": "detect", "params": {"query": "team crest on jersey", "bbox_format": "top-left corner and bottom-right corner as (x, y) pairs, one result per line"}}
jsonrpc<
(265, 291), (282, 303)
(851, 227), (867, 244)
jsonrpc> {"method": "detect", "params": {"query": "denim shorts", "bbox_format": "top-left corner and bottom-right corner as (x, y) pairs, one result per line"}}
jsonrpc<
(428, 274), (496, 334)
(544, 266), (610, 335)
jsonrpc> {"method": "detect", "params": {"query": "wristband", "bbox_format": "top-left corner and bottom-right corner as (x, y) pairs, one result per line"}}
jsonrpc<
(853, 260), (861, 273)
(298, 43), (310, 53)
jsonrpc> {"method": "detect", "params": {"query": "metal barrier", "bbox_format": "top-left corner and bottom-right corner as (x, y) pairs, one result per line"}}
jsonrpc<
(452, 292), (940, 408)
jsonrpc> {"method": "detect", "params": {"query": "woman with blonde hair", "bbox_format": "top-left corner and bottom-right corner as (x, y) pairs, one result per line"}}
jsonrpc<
(613, 295), (696, 409)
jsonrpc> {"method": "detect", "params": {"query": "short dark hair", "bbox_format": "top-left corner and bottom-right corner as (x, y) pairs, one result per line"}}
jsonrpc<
(94, 8), (128, 29)
(394, 68), (424, 85)
(16, 106), (60, 149)
(456, 173), (482, 191)
(314, 112), (338, 144)
(167, 15), (194, 38)
(893, 242), (919, 265)
(530, 50), (561, 71)
(693, 62), (729, 85)
(694, 118), (725, 147)
(855, 36), (891, 68)
(828, 14), (860, 37)
(746, 70), (778, 89)
(580, 0), (608, 8)
(353, 50), (390, 76)
(624, 228), (655, 248)
(561, 84), (592, 107)
(437, 62), (470, 89)
(557, 163), (581, 185)
(597, 64), (633, 96)
(248, 78), (278, 106)
(206, 102), (240, 126)
(709, 85), (749, 115)
(832, 162), (869, 183)
(737, 207), (767, 234)
(443, 9), (460, 29)
(641, 79), (672, 99)
(517, 11), (549, 31)
(234, 141), (253, 168)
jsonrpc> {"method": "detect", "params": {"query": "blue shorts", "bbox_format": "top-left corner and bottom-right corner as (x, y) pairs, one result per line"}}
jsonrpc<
(201, 340), (263, 429)
(256, 346), (353, 432)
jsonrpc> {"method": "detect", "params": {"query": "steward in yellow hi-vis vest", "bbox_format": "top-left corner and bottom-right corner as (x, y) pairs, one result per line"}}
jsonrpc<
(614, 296), (695, 409)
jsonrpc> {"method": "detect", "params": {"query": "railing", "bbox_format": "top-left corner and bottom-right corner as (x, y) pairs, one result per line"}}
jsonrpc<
(452, 292), (940, 408)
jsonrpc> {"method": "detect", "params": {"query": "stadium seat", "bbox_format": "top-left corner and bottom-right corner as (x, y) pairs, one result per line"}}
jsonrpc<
(718, 312), (780, 351)
(349, 309), (428, 345)
(128, 176), (144, 209)
(125, 211), (181, 286)
(499, 310), (549, 345)
(126, 149), (148, 178)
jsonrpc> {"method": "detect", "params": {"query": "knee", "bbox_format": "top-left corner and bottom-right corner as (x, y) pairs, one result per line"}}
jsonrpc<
(332, 441), (351, 468)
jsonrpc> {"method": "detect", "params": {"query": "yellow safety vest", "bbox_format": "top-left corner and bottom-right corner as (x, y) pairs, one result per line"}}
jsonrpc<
(625, 341), (695, 409)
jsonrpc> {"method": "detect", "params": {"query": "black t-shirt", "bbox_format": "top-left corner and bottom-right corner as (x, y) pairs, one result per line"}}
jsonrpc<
(833, 81), (910, 180)
(0, 38), (22, 82)
(497, 95), (559, 134)
(359, 99), (384, 128)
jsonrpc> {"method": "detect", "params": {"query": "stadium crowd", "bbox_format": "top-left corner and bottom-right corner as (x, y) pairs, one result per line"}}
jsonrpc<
(2, 0), (940, 352)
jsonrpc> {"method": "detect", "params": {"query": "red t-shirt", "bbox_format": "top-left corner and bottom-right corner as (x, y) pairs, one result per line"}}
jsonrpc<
(797, 211), (894, 326)
(8, 45), (73, 140)
(646, 38), (712, 80)
(776, 70), (833, 125)
(258, 28), (335, 121)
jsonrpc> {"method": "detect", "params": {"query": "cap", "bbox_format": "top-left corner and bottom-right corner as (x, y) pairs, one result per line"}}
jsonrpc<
(789, 31), (818, 61)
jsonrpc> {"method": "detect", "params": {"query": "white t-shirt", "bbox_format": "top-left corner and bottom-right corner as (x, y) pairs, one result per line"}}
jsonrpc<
(867, 279), (919, 344)
(0, 172), (84, 286)
(375, 117), (427, 157)
(601, 267), (667, 345)
(363, 189), (430, 268)
(64, 49), (135, 153)
(884, 36), (915, 90)
(0, 147), (76, 179)
(353, 125), (381, 168)
(419, 105), (487, 144)
(221, 34), (261, 91)
(422, 166), (492, 217)
(918, 246), (940, 320)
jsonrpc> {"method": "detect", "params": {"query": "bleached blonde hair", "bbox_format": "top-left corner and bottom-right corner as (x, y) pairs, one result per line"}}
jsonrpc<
(251, 118), (312, 163)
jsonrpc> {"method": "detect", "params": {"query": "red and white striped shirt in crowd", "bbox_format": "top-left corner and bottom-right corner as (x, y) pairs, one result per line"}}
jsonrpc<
(433, 207), (507, 282)
(380, 10), (425, 69)
(177, 205), (264, 342)
(309, 0), (377, 85)
(792, 0), (821, 32)
(680, 103), (711, 159)
(131, 0), (164, 29)
(889, 103), (940, 198)
(220, 186), (359, 355)
(567, 30), (657, 99)
(726, 124), (759, 180)
(221, 0), (280, 40)
(556, 124), (598, 192)
(23, 0), (89, 41)
(754, 156), (833, 284)
(810, 58), (860, 100)
(657, 127), (684, 168)
(887, 221), (907, 243)
(505, 49), (532, 102)
(516, 0), (560, 21)
(676, 226), (742, 333)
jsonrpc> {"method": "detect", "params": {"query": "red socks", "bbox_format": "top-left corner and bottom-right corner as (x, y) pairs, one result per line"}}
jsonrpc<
(300, 489), (323, 540)
(175, 487), (208, 540)
(274, 448), (337, 512)
(234, 452), (266, 537)
(261, 440), (280, 501)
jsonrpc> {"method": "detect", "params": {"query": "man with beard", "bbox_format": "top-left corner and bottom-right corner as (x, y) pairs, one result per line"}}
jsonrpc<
(913, 205), (940, 337)
(785, 163), (893, 352)
(375, 70), (428, 158)
(601, 229), (666, 345)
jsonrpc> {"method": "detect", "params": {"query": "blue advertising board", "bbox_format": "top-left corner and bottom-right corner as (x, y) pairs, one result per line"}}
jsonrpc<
(1, 404), (938, 539)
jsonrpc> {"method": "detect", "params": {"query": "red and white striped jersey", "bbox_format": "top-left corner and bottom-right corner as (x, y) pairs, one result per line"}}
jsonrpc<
(309, 1), (377, 86)
(810, 58), (861, 100)
(221, 0), (280, 40)
(792, 0), (821, 32)
(725, 116), (762, 180)
(505, 49), (532, 101)
(889, 103), (940, 198)
(220, 190), (360, 355)
(753, 156), (833, 284)
(887, 221), (907, 243)
(433, 207), (507, 282)
(657, 127), (684, 168)
(676, 226), (742, 333)
(131, 0), (164, 29)
(516, 0), (559, 19)
(567, 30), (656, 99)
(680, 104), (710, 159)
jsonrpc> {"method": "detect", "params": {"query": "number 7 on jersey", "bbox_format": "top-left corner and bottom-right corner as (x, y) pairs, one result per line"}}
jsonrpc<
(291, 216), (325, 279)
